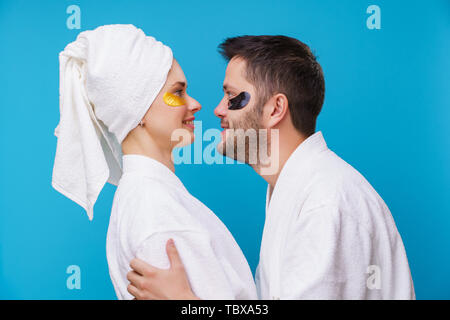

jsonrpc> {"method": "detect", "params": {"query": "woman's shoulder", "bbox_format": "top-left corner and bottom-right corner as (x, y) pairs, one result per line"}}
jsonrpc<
(115, 174), (206, 235)
(117, 173), (177, 203)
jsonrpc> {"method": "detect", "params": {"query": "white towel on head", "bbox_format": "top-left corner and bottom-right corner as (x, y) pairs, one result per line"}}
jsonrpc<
(52, 24), (173, 220)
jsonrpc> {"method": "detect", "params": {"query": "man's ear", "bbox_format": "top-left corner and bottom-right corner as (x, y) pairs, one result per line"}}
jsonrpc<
(263, 93), (289, 129)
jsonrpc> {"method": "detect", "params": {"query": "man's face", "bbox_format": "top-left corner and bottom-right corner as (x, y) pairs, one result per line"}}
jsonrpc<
(214, 57), (264, 163)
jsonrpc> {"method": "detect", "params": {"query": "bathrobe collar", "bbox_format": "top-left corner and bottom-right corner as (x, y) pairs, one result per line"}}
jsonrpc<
(267, 131), (329, 209)
(122, 154), (186, 191)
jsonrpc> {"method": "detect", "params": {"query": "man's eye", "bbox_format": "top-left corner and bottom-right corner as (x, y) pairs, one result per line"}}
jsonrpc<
(228, 91), (251, 110)
(226, 93), (234, 107)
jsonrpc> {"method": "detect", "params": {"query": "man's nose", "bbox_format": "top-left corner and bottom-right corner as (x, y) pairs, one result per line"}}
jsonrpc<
(214, 98), (228, 118)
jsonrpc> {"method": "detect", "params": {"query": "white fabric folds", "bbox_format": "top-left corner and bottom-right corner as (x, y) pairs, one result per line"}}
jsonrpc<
(107, 154), (258, 300)
(52, 24), (173, 220)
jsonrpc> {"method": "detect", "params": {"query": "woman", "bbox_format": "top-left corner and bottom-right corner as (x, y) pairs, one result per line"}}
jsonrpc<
(52, 24), (257, 299)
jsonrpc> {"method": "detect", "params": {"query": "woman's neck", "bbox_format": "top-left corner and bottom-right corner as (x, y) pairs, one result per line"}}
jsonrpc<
(122, 129), (175, 173)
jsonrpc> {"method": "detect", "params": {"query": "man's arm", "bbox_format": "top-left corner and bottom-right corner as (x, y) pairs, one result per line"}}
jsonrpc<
(127, 239), (200, 300)
(127, 230), (237, 300)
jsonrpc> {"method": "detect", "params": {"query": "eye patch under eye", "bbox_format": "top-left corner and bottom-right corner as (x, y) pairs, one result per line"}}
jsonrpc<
(163, 92), (186, 107)
(228, 91), (251, 110)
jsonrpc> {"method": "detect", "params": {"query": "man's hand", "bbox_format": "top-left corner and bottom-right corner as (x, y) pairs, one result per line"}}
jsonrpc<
(126, 239), (199, 300)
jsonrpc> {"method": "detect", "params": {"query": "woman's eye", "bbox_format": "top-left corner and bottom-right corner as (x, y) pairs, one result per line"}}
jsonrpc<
(174, 89), (184, 96)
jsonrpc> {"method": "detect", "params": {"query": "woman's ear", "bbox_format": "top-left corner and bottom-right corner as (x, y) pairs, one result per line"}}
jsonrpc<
(264, 93), (289, 129)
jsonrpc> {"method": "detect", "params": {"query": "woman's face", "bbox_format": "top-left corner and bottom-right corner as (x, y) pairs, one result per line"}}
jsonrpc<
(142, 59), (201, 149)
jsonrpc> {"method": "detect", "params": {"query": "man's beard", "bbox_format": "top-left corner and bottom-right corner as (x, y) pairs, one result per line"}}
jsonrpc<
(217, 109), (269, 165)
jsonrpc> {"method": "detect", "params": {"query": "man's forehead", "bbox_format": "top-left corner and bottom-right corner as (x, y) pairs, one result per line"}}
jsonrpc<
(224, 57), (250, 90)
(226, 57), (246, 75)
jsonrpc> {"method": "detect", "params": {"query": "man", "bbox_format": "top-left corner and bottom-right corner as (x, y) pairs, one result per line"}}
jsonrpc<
(126, 36), (415, 299)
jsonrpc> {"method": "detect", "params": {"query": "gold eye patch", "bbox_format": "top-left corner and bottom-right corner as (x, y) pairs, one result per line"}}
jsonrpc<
(163, 92), (186, 107)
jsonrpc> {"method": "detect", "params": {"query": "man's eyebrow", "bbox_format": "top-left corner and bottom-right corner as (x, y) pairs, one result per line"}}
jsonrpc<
(171, 81), (186, 88)
(223, 83), (238, 92)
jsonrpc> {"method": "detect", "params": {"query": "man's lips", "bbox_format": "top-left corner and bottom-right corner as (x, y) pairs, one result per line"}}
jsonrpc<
(220, 122), (230, 139)
(220, 122), (230, 129)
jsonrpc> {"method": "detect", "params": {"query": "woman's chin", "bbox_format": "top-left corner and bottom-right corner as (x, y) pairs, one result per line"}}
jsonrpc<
(187, 133), (195, 145)
(177, 132), (195, 148)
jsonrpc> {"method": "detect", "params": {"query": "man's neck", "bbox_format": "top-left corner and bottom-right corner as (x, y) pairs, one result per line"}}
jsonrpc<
(254, 129), (306, 189)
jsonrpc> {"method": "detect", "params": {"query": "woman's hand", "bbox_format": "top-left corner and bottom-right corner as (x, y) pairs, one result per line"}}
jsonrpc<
(126, 239), (200, 300)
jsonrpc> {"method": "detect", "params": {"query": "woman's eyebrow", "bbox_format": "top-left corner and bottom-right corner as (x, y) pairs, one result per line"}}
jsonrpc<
(171, 81), (186, 89)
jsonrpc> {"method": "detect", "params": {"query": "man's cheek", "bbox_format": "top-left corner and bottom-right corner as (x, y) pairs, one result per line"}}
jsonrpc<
(228, 114), (241, 129)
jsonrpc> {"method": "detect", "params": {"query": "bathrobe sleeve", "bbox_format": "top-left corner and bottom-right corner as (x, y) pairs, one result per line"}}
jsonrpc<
(135, 230), (236, 300)
(281, 204), (375, 299)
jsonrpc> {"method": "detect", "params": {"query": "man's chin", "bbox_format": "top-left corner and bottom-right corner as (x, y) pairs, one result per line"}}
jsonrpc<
(216, 140), (226, 156)
(216, 139), (238, 161)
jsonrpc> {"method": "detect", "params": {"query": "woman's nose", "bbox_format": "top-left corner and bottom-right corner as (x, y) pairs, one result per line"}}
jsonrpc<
(188, 96), (201, 113)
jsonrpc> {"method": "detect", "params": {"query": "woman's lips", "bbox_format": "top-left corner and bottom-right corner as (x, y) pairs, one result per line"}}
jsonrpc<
(182, 119), (195, 129)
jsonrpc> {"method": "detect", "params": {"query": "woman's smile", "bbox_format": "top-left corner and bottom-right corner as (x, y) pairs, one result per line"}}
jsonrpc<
(182, 117), (195, 130)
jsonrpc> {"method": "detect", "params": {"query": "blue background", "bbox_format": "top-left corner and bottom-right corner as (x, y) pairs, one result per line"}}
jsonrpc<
(0, 0), (449, 299)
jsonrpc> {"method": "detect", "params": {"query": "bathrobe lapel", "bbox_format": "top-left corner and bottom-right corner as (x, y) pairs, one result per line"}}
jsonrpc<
(258, 132), (329, 299)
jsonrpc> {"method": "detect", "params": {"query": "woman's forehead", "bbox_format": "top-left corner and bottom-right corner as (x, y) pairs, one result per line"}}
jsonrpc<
(168, 59), (186, 83)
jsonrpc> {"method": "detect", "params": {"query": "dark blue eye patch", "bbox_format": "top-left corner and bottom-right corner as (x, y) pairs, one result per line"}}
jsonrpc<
(228, 91), (251, 110)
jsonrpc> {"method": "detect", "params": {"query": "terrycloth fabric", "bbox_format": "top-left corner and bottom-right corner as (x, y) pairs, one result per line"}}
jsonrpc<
(52, 24), (173, 220)
(256, 131), (415, 299)
(107, 155), (258, 300)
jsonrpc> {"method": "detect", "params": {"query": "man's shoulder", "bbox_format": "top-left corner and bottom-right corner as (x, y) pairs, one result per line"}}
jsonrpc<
(305, 150), (376, 199)
(298, 150), (391, 230)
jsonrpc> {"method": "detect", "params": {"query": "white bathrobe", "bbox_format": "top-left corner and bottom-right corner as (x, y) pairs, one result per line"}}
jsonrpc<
(106, 154), (257, 300)
(256, 132), (415, 300)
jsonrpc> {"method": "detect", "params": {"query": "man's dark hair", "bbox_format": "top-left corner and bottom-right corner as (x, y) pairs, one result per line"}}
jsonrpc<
(218, 35), (325, 136)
